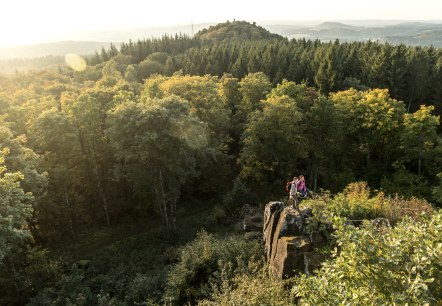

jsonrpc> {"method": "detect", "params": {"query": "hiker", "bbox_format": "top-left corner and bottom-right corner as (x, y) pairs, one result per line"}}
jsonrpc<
(297, 175), (308, 198)
(289, 176), (299, 201)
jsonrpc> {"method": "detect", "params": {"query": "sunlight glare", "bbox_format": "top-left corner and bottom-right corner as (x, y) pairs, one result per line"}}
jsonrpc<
(65, 53), (86, 71)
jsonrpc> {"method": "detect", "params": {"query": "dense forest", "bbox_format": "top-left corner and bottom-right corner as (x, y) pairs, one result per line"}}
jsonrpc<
(0, 21), (441, 305)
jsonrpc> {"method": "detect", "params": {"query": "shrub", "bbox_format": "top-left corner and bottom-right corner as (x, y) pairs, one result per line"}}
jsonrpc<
(304, 182), (433, 223)
(199, 268), (293, 306)
(164, 231), (263, 305)
(293, 211), (442, 305)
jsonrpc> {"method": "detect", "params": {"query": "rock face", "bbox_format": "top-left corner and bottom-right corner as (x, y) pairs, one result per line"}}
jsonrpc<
(263, 202), (328, 278)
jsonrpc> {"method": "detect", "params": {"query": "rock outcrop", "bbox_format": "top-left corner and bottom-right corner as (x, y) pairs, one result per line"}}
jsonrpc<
(263, 202), (329, 278)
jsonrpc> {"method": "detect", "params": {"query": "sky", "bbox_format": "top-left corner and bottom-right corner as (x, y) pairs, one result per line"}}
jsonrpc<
(1, 0), (442, 46)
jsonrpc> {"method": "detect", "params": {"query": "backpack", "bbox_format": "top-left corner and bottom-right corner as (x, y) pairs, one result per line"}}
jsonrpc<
(285, 181), (292, 192)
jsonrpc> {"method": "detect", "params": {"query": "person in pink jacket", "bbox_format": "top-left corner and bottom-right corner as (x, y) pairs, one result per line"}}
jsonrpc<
(297, 175), (308, 197)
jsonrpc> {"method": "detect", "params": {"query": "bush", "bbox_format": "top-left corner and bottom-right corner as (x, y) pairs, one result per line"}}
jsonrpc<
(164, 231), (263, 305)
(293, 211), (442, 305)
(304, 182), (433, 223)
(199, 268), (293, 306)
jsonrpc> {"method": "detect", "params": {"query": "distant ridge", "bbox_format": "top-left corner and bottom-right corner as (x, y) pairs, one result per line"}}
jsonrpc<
(271, 21), (442, 46)
(0, 41), (113, 59)
(1, 20), (442, 61)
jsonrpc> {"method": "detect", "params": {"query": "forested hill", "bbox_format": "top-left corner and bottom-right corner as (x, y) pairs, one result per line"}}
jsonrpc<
(87, 21), (442, 117)
(195, 20), (282, 41)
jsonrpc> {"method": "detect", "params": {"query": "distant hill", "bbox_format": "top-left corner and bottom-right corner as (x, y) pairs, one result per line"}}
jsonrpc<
(269, 21), (442, 47)
(1, 20), (442, 63)
(195, 20), (282, 41)
(0, 23), (215, 61)
(0, 41), (114, 59)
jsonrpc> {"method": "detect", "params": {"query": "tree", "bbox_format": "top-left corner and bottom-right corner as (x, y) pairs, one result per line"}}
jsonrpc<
(30, 108), (84, 239)
(239, 95), (306, 198)
(107, 96), (208, 231)
(67, 86), (121, 227)
(405, 47), (431, 112)
(136, 59), (163, 81)
(0, 148), (34, 303)
(218, 74), (242, 155)
(331, 88), (405, 185)
(142, 74), (233, 199)
(237, 72), (272, 132)
(313, 41), (345, 94)
(304, 96), (341, 191)
(401, 105), (440, 176)
(124, 65), (138, 83)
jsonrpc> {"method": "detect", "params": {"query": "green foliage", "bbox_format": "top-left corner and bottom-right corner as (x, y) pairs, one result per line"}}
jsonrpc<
(0, 149), (33, 260)
(1, 27), (442, 304)
(238, 72), (272, 119)
(381, 169), (431, 199)
(107, 95), (208, 230)
(294, 211), (442, 305)
(165, 231), (263, 304)
(239, 93), (306, 198)
(199, 268), (293, 306)
(0, 148), (35, 304)
(401, 105), (440, 176)
(222, 178), (257, 215)
(304, 182), (433, 223)
(137, 59), (163, 80)
(28, 270), (93, 306)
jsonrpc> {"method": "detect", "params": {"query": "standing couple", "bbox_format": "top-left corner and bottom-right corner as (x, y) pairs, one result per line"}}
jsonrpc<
(287, 175), (308, 201)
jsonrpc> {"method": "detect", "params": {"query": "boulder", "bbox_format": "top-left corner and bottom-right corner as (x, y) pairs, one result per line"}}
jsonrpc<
(263, 202), (330, 278)
(272, 236), (310, 278)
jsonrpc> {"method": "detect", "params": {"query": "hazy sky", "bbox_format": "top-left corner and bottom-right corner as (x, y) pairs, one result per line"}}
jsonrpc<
(1, 0), (442, 46)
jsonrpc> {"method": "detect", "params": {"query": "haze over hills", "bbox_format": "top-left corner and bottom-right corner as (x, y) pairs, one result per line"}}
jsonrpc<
(1, 20), (442, 60)
(268, 21), (442, 46)
(0, 23), (212, 59)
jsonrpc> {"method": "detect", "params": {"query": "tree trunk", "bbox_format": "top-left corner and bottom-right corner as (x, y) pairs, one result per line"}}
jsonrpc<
(170, 200), (176, 232)
(94, 166), (110, 227)
(158, 166), (170, 232)
(418, 150), (422, 177)
(407, 87), (415, 113)
(314, 166), (318, 192)
(9, 259), (20, 294)
(152, 178), (165, 224)
(64, 185), (76, 238)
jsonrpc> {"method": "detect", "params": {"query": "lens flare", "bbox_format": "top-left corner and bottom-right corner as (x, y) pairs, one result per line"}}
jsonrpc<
(65, 53), (87, 71)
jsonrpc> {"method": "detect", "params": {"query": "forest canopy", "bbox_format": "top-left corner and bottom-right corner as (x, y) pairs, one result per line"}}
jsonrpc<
(0, 21), (441, 305)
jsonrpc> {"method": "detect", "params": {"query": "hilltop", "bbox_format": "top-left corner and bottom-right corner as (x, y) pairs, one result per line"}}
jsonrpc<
(195, 20), (282, 41)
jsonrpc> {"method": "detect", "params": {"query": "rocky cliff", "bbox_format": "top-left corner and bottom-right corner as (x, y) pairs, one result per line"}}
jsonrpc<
(263, 202), (330, 278)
